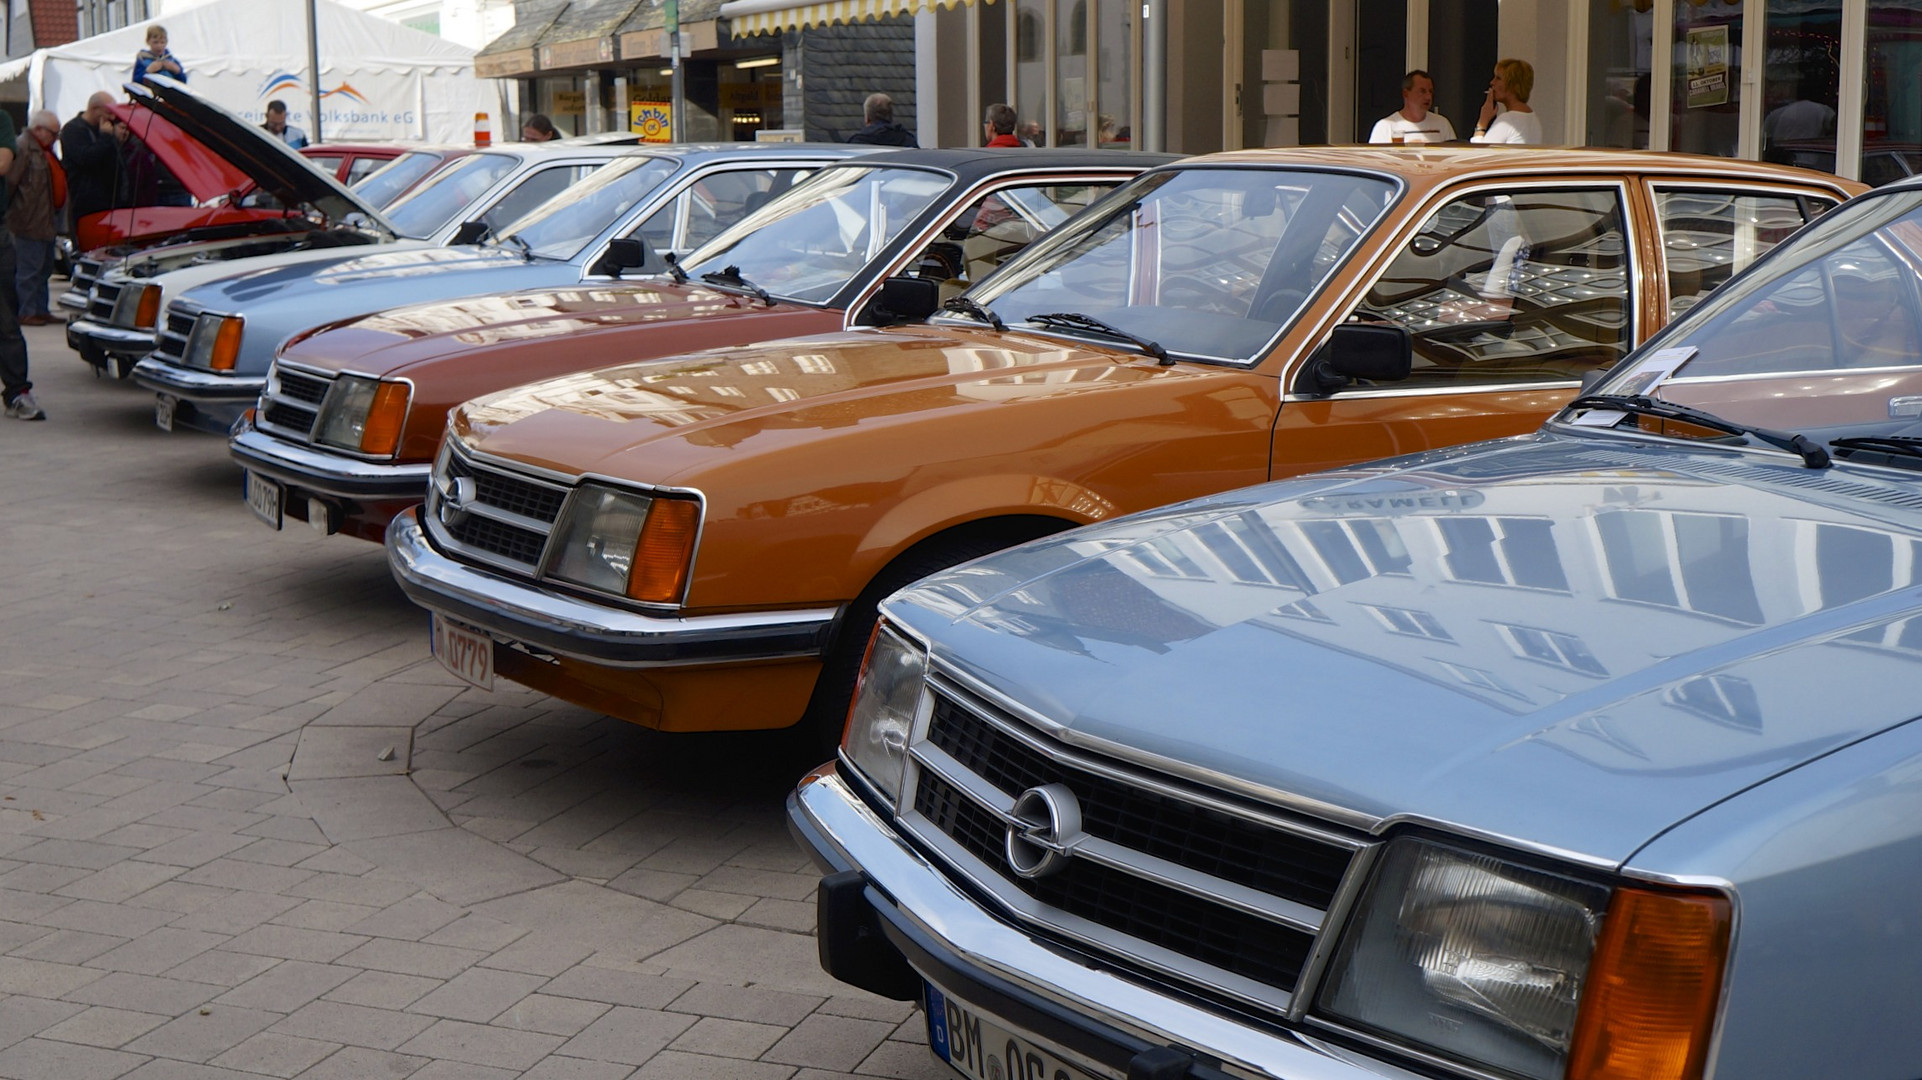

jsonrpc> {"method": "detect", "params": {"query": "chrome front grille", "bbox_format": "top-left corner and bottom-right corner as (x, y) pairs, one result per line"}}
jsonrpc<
(426, 441), (569, 573)
(256, 366), (334, 441)
(898, 682), (1363, 1014)
(88, 280), (121, 322)
(153, 303), (199, 364)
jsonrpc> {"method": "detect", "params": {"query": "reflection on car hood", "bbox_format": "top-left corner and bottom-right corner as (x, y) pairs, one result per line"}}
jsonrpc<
(884, 434), (1922, 863)
(280, 280), (807, 377)
(179, 244), (536, 310)
(453, 324), (1189, 479)
(147, 241), (441, 300)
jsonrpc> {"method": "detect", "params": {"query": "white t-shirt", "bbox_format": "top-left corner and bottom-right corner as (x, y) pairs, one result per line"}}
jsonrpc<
(1472, 110), (1542, 145)
(1368, 112), (1457, 144)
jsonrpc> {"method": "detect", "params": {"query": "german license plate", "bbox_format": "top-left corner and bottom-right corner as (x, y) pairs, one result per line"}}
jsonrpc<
(926, 983), (1099, 1080)
(154, 394), (175, 431)
(244, 471), (283, 530)
(431, 615), (495, 690)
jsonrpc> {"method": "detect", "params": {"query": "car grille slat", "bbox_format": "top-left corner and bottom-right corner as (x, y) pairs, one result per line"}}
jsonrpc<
(153, 306), (197, 364)
(261, 401), (319, 434)
(254, 368), (333, 442)
(903, 685), (1361, 1009)
(88, 282), (121, 322)
(274, 370), (330, 405)
(445, 450), (567, 525)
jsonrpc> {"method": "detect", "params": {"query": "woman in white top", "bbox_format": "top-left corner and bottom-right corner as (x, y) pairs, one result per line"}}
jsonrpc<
(1471, 58), (1542, 145)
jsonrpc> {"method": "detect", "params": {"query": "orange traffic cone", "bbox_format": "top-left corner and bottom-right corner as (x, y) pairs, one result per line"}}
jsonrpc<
(474, 112), (491, 147)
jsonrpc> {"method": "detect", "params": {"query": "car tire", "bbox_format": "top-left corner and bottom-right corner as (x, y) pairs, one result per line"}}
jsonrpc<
(793, 516), (1074, 757)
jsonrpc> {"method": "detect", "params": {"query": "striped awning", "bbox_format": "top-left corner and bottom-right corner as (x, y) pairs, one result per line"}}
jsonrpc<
(719, 0), (986, 36)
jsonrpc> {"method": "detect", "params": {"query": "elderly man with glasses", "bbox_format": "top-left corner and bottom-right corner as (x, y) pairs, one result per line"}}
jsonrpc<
(8, 111), (64, 329)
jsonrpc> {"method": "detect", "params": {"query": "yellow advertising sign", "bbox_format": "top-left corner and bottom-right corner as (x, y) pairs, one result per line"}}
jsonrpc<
(630, 102), (672, 142)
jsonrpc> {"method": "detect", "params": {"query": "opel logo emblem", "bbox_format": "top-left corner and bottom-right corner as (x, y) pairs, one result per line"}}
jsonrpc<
(1005, 783), (1080, 880)
(437, 476), (477, 527)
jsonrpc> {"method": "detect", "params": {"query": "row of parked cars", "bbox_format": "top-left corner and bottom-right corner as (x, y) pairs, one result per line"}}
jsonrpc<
(65, 76), (1922, 1080)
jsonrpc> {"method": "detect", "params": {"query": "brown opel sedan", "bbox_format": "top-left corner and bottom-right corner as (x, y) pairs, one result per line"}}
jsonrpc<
(386, 147), (1860, 740)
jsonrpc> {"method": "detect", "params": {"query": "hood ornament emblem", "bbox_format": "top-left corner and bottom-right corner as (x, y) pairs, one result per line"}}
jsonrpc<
(437, 475), (477, 528)
(1005, 783), (1081, 880)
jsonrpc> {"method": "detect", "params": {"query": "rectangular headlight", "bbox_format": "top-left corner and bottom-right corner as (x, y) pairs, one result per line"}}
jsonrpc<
(840, 621), (926, 807)
(1317, 838), (1609, 1080)
(314, 377), (379, 450)
(112, 284), (161, 329)
(547, 484), (654, 595)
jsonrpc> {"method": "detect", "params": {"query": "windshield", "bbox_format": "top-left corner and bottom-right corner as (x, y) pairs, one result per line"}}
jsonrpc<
(960, 167), (1399, 363)
(681, 166), (953, 302)
(1575, 190), (1922, 449)
(503, 155), (680, 261)
(382, 152), (518, 238)
(354, 151), (445, 209)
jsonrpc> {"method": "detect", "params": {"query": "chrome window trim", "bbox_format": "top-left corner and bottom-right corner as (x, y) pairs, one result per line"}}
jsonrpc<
(1284, 177), (1643, 396)
(1281, 378), (1584, 404)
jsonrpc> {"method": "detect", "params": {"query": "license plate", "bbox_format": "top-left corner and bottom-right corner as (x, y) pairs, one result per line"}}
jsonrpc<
(926, 983), (1099, 1080)
(432, 615), (495, 690)
(155, 394), (175, 432)
(244, 471), (283, 530)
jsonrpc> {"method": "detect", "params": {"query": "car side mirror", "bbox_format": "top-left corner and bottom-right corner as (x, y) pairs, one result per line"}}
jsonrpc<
(1297, 322), (1413, 395)
(593, 237), (657, 278)
(866, 275), (941, 326)
(451, 220), (489, 245)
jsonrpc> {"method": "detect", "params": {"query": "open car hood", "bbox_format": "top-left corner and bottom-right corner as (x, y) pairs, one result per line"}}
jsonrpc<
(125, 76), (393, 231)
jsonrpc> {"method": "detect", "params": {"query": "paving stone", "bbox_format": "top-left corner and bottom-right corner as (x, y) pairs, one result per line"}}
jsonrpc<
(228, 839), (329, 867)
(522, 1057), (642, 1080)
(404, 967), (547, 1023)
(323, 970), (442, 1011)
(54, 861), (186, 903)
(762, 1015), (897, 1072)
(0, 996), (88, 1049)
(477, 932), (595, 978)
(287, 1045), (428, 1079)
(287, 728), (413, 782)
(66, 972), (226, 1014)
(664, 983), (824, 1027)
(89, 927), (228, 976)
(133, 833), (260, 870)
(343, 828), (564, 907)
(39, 1005), (171, 1049)
(208, 1031), (340, 1077)
(333, 939), (486, 980)
(853, 1039), (954, 1080)
(0, 955), (109, 997)
(0, 1036), (148, 1079)
(419, 914), (523, 954)
(491, 994), (611, 1038)
(669, 890), (755, 921)
(343, 895), (464, 942)
(220, 925), (369, 964)
(271, 900), (381, 932)
(634, 1050), (795, 1079)
(289, 779), (447, 843)
(167, 890), (305, 935)
(818, 996), (916, 1024)
(473, 881), (715, 960)
(215, 961), (359, 1012)
(554, 1006), (699, 1066)
(668, 1015), (787, 1059)
(271, 1000), (436, 1051)
(9, 928), (126, 964)
(163, 951), (282, 990)
(0, 863), (96, 893)
(639, 925), (845, 996)
(395, 1018), (564, 1070)
(538, 967), (694, 1010)
(123, 1004), (280, 1063)
(407, 1060), (519, 1080)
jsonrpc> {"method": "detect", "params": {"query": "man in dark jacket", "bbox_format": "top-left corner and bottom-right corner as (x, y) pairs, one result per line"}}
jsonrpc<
(846, 93), (916, 147)
(60, 91), (125, 234)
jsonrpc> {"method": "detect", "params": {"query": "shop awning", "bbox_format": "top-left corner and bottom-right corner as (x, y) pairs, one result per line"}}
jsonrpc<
(719, 0), (982, 36)
(617, 0), (721, 61)
(476, 0), (567, 76)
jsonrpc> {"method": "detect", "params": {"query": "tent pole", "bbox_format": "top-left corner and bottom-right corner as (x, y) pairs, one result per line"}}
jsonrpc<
(306, 0), (324, 143)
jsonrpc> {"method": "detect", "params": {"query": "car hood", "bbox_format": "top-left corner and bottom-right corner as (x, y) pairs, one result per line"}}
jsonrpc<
(452, 323), (1194, 479)
(179, 244), (545, 313)
(127, 76), (391, 229)
(884, 433), (1922, 864)
(110, 103), (255, 205)
(149, 241), (439, 301)
(281, 279), (815, 377)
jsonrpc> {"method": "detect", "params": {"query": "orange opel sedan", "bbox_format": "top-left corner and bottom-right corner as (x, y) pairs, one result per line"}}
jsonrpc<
(387, 147), (1860, 740)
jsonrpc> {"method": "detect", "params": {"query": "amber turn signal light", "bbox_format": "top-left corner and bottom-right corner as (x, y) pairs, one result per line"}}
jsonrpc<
(626, 497), (701, 604)
(208, 318), (244, 371)
(133, 286), (162, 330)
(1566, 884), (1731, 1080)
(359, 382), (412, 457)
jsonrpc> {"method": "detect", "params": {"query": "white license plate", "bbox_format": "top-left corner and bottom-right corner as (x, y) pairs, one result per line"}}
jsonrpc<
(926, 983), (1099, 1080)
(154, 394), (175, 432)
(432, 615), (495, 690)
(244, 471), (283, 530)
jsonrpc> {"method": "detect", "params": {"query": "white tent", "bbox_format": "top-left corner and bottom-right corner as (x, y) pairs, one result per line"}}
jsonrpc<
(0, 0), (492, 144)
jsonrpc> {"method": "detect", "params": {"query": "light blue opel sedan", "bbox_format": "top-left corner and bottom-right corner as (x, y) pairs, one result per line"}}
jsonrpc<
(130, 142), (874, 434)
(790, 175), (1922, 1080)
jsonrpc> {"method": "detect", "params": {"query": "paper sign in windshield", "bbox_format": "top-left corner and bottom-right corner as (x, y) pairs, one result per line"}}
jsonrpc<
(1569, 346), (1697, 427)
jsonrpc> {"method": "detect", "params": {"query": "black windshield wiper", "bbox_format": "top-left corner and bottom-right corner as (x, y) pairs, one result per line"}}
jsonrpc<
(501, 233), (533, 261)
(1566, 394), (1830, 469)
(1828, 435), (1922, 465)
(1027, 311), (1172, 365)
(942, 296), (1005, 331)
(662, 252), (688, 284)
(701, 265), (774, 306)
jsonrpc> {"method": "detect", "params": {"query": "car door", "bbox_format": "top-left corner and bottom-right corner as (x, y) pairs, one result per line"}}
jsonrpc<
(624, 165), (817, 260)
(472, 162), (601, 237)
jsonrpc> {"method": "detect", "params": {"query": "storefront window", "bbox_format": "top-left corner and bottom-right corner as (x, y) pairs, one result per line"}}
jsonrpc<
(1095, 0), (1132, 147)
(1761, 0), (1839, 172)
(1865, 1), (1922, 185)
(1056, 0), (1089, 145)
(1670, 0), (1742, 158)
(1587, 0), (1653, 148)
(1016, 0), (1048, 143)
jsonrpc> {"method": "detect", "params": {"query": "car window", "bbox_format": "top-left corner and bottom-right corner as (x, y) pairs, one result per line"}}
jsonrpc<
(910, 182), (1122, 303)
(353, 151), (444, 208)
(967, 168), (1399, 364)
(679, 168), (809, 250)
(1350, 187), (1631, 390)
(306, 154), (343, 178)
(680, 166), (953, 303)
(504, 155), (680, 261)
(383, 152), (520, 239)
(477, 165), (593, 235)
(1655, 189), (1827, 318)
(344, 156), (389, 187)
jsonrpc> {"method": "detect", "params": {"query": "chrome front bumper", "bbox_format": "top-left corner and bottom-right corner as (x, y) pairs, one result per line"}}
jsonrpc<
(131, 358), (265, 401)
(386, 507), (838, 667)
(68, 318), (159, 355)
(789, 769), (1411, 1080)
(230, 419), (430, 501)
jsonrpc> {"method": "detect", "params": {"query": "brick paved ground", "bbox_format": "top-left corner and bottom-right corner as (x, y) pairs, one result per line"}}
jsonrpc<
(0, 326), (951, 1080)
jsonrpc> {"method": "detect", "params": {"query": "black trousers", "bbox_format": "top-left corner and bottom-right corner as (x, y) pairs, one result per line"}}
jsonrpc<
(0, 229), (28, 403)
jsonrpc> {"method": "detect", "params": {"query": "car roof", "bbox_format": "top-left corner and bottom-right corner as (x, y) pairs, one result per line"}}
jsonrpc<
(814, 146), (1183, 182)
(637, 142), (890, 165)
(1183, 144), (1861, 194)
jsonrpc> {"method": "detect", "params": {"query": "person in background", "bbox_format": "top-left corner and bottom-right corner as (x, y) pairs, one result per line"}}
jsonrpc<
(132, 25), (185, 83)
(0, 110), (37, 420)
(1472, 58), (1541, 145)
(521, 114), (558, 142)
(983, 103), (1021, 147)
(8, 111), (63, 328)
(847, 93), (916, 147)
(262, 100), (308, 149)
(1368, 70), (1456, 144)
(61, 92), (124, 241)
(1016, 120), (1043, 147)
